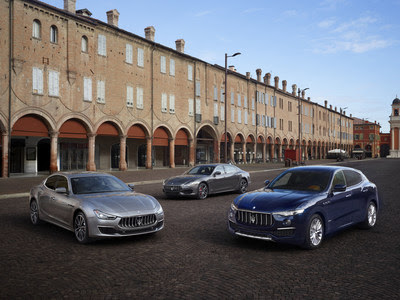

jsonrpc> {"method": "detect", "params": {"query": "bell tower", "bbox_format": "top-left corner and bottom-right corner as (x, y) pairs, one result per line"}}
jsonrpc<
(388, 96), (400, 158)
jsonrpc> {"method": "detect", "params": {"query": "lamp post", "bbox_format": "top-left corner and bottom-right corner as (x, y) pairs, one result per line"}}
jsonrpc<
(224, 52), (241, 163)
(298, 87), (308, 163)
(339, 106), (348, 150)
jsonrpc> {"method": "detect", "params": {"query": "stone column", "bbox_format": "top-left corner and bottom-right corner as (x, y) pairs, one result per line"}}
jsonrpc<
(189, 139), (195, 166)
(86, 133), (96, 171)
(169, 138), (175, 168)
(263, 142), (266, 163)
(119, 135), (127, 171)
(146, 137), (152, 169)
(230, 143), (235, 163)
(1, 133), (9, 177)
(214, 140), (220, 163)
(50, 131), (59, 173)
(242, 143), (247, 163)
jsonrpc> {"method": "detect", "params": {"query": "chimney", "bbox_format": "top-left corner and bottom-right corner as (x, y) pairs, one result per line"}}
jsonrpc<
(282, 80), (287, 93)
(229, 66), (236, 71)
(175, 39), (185, 53)
(106, 9), (120, 27)
(246, 72), (251, 80)
(292, 84), (297, 96)
(330, 105), (332, 110)
(301, 90), (305, 98)
(324, 100), (327, 107)
(256, 69), (262, 82)
(307, 97), (310, 101)
(265, 73), (271, 86)
(64, 0), (76, 13)
(274, 76), (279, 89)
(335, 106), (337, 112)
(144, 26), (155, 42)
(350, 114), (352, 118)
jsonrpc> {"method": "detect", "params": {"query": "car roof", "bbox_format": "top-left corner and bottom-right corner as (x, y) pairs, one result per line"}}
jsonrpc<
(287, 165), (360, 173)
(48, 172), (114, 179)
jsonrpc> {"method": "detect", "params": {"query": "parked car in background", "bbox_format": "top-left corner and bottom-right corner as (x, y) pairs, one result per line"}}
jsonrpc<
(228, 166), (379, 249)
(163, 164), (250, 199)
(29, 172), (164, 243)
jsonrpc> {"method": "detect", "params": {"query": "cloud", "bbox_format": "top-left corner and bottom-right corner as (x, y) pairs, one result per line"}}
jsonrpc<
(313, 16), (392, 54)
(195, 11), (212, 17)
(242, 8), (263, 14)
(319, 0), (348, 10)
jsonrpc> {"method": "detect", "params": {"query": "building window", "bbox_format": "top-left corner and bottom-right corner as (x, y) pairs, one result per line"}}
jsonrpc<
(252, 97), (255, 110)
(126, 44), (133, 64)
(244, 111), (248, 124)
(220, 88), (224, 103)
(98, 34), (106, 56)
(252, 112), (255, 125)
(188, 98), (194, 116)
(288, 121), (293, 132)
(136, 87), (143, 109)
(161, 93), (168, 113)
(50, 25), (58, 44)
(237, 94), (241, 107)
(213, 86), (218, 101)
(238, 109), (242, 124)
(231, 108), (235, 123)
(81, 36), (88, 53)
(169, 94), (175, 113)
(220, 105), (225, 121)
(137, 48), (144, 67)
(196, 81), (201, 97)
(231, 91), (234, 105)
(279, 98), (284, 109)
(170, 59), (175, 76)
(160, 56), (166, 74)
(188, 65), (193, 81)
(196, 99), (201, 114)
(32, 67), (43, 94)
(214, 103), (218, 117)
(48, 70), (59, 97)
(83, 77), (92, 101)
(97, 80), (105, 103)
(126, 86), (133, 107)
(244, 96), (248, 108)
(32, 20), (41, 39)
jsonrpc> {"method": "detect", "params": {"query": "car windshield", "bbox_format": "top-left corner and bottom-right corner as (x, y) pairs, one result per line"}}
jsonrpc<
(187, 166), (215, 176)
(71, 176), (130, 194)
(269, 170), (332, 192)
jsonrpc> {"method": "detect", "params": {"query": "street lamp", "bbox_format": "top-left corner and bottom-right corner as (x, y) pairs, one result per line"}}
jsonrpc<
(298, 87), (309, 163)
(224, 52), (241, 163)
(339, 106), (348, 150)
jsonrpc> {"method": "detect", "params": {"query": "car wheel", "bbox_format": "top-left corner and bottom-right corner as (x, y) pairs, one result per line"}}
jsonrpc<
(74, 212), (90, 244)
(303, 214), (324, 250)
(197, 182), (208, 199)
(30, 199), (41, 225)
(360, 201), (377, 229)
(238, 178), (248, 194)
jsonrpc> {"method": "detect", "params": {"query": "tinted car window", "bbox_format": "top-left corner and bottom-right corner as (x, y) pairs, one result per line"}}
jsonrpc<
(187, 166), (215, 175)
(332, 171), (346, 187)
(224, 165), (237, 174)
(343, 170), (363, 187)
(214, 165), (225, 174)
(55, 176), (69, 192)
(71, 176), (130, 194)
(45, 176), (58, 190)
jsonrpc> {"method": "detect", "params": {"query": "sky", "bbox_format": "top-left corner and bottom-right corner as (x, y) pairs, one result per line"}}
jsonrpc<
(45, 0), (400, 133)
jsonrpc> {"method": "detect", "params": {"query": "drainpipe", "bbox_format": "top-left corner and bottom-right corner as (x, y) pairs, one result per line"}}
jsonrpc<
(193, 61), (197, 164)
(150, 45), (155, 169)
(8, 0), (14, 177)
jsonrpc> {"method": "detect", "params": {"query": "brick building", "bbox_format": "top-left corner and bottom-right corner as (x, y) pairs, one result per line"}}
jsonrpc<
(353, 118), (381, 158)
(388, 97), (400, 158)
(0, 0), (353, 177)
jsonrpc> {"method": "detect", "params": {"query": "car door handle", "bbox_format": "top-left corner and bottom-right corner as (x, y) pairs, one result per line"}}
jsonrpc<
(323, 200), (331, 205)
(345, 194), (352, 198)
(51, 197), (55, 201)
(362, 188), (369, 193)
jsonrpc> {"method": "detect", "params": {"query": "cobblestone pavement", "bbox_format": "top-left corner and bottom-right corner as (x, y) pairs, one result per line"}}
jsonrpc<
(0, 159), (399, 299)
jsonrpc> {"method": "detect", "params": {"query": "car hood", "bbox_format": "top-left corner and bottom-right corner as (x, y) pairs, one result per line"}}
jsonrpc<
(234, 189), (315, 212)
(164, 175), (205, 185)
(76, 191), (159, 215)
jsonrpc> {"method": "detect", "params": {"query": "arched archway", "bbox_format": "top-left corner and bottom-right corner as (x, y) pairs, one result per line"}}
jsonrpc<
(246, 135), (255, 163)
(127, 124), (149, 168)
(233, 134), (245, 163)
(153, 126), (172, 167)
(196, 125), (217, 164)
(175, 128), (191, 166)
(11, 114), (51, 174)
(220, 132), (232, 163)
(96, 121), (123, 170)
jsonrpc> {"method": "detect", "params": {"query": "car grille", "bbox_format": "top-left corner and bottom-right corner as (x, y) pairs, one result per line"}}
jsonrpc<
(236, 210), (274, 226)
(164, 185), (181, 192)
(119, 214), (157, 228)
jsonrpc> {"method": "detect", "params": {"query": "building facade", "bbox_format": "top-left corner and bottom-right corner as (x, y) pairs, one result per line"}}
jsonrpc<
(388, 97), (400, 158)
(0, 0), (354, 177)
(353, 118), (381, 158)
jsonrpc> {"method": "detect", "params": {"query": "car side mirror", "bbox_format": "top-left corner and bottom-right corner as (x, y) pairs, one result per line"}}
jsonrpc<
(55, 187), (68, 194)
(264, 180), (270, 187)
(128, 184), (135, 191)
(214, 171), (221, 177)
(333, 184), (346, 192)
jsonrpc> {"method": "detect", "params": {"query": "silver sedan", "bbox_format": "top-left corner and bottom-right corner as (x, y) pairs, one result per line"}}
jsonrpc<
(29, 172), (164, 243)
(163, 163), (250, 199)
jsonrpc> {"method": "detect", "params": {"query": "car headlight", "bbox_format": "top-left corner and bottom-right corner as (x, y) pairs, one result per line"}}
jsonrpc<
(229, 203), (238, 221)
(155, 205), (164, 217)
(93, 209), (117, 220)
(273, 208), (304, 217)
(230, 203), (238, 211)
